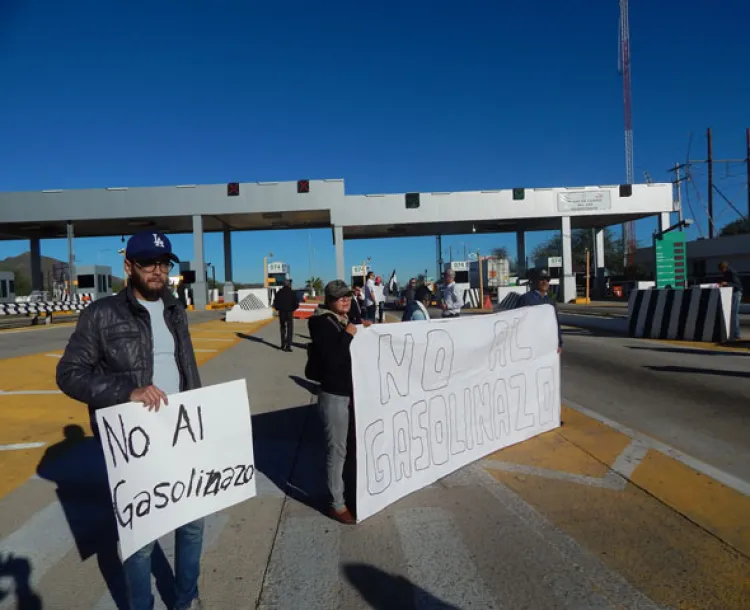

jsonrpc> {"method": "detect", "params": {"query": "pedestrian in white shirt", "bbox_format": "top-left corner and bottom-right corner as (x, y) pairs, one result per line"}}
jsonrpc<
(364, 271), (377, 322)
(374, 276), (386, 323)
(441, 269), (462, 318)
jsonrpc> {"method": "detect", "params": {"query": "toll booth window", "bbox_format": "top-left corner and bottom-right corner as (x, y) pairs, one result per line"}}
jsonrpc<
(98, 275), (107, 293)
(108, 275), (112, 288)
(78, 274), (95, 289)
(8, 280), (14, 294)
(0, 281), (7, 298)
(455, 271), (469, 283)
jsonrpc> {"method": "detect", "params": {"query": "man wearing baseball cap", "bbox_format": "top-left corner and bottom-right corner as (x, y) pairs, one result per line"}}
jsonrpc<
(516, 268), (563, 353)
(57, 230), (205, 610)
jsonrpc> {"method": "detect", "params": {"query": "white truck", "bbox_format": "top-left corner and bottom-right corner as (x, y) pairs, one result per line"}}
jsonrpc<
(469, 256), (511, 291)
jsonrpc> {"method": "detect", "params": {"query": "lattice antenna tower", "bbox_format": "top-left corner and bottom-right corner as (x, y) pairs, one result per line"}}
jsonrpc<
(618, 0), (636, 267)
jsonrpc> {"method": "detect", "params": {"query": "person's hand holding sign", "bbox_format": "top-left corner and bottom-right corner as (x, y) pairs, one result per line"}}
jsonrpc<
(130, 385), (169, 411)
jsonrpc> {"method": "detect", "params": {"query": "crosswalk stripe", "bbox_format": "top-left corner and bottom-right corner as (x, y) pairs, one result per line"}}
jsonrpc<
(394, 507), (502, 610)
(257, 515), (341, 610)
(0, 501), (77, 609)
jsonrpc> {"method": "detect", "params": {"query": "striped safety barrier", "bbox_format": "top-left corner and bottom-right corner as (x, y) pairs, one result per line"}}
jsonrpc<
(463, 289), (480, 308)
(294, 301), (320, 319)
(496, 292), (523, 310)
(0, 301), (90, 315)
(627, 287), (731, 342)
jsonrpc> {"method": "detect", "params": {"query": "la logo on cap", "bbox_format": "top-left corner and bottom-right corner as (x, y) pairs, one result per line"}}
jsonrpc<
(153, 234), (165, 248)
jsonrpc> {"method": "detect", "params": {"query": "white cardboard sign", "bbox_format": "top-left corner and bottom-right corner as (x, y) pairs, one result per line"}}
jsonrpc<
(351, 305), (561, 521)
(95, 379), (257, 560)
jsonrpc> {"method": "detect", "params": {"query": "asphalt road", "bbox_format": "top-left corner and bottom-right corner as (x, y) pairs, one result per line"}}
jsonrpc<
(559, 302), (750, 327)
(560, 325), (750, 483)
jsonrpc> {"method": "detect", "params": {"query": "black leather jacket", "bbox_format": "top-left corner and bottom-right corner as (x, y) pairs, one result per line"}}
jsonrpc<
(56, 286), (201, 430)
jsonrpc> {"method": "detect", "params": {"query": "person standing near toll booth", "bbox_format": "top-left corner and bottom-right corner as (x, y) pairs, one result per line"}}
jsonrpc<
(441, 269), (462, 318)
(56, 230), (206, 610)
(272, 279), (299, 352)
(516, 269), (562, 353)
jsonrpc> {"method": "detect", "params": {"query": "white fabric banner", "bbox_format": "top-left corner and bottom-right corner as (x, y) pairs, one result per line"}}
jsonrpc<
(352, 305), (561, 522)
(95, 379), (257, 560)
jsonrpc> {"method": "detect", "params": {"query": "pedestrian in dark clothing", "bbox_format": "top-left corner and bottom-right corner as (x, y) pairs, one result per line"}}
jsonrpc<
(719, 261), (743, 340)
(56, 230), (205, 610)
(348, 286), (364, 325)
(516, 269), (563, 352)
(272, 280), (299, 351)
(403, 278), (417, 311)
(308, 280), (366, 525)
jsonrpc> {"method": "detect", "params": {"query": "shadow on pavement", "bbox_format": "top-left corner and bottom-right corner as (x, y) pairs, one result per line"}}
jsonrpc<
(343, 563), (461, 610)
(0, 552), (43, 610)
(645, 365), (750, 378)
(35, 425), (176, 610)
(629, 345), (750, 358)
(251, 403), (358, 517)
(236, 332), (307, 351)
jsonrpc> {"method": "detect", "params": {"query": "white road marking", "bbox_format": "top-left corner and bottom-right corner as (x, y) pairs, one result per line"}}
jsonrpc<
(45, 353), (62, 358)
(0, 442), (46, 451)
(393, 506), (502, 610)
(258, 515), (341, 610)
(564, 397), (750, 497)
(483, 459), (627, 490)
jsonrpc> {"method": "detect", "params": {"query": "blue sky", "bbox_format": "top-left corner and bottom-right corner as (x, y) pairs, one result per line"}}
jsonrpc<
(1, 0), (748, 283)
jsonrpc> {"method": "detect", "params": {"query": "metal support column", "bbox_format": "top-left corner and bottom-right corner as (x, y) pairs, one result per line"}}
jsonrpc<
(67, 222), (76, 298)
(29, 237), (44, 292)
(561, 216), (576, 303)
(333, 225), (345, 280)
(595, 228), (605, 298)
(192, 215), (208, 310)
(516, 231), (526, 278)
(223, 228), (235, 303)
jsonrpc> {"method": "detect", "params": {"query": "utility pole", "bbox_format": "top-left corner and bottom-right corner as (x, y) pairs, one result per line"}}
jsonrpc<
(707, 127), (714, 238)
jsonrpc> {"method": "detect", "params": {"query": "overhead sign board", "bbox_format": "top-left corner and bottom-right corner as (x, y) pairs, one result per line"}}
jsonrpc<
(547, 256), (562, 268)
(267, 262), (289, 275)
(351, 265), (373, 276)
(654, 231), (686, 289)
(449, 261), (469, 271)
(557, 191), (612, 213)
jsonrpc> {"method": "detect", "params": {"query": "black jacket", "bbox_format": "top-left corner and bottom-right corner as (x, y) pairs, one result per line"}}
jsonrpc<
(308, 308), (353, 397)
(56, 286), (201, 431)
(273, 286), (299, 312)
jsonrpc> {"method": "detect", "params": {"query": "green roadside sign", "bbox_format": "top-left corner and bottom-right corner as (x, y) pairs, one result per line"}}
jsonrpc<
(653, 230), (687, 289)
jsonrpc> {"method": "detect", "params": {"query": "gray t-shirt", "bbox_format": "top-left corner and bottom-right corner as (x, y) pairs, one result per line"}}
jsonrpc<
(139, 299), (181, 396)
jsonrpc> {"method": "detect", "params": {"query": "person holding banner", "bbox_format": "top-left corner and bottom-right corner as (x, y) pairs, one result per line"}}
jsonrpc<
(56, 231), (206, 610)
(404, 285), (433, 321)
(308, 280), (359, 525)
(517, 268), (563, 353)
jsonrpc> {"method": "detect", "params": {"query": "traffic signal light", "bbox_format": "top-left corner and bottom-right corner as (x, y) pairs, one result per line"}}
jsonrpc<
(513, 188), (525, 201)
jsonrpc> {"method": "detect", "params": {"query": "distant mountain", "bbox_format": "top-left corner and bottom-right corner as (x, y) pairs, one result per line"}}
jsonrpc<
(0, 251), (124, 295)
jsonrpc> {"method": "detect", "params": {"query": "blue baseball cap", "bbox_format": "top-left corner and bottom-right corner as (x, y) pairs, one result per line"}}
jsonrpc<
(125, 231), (179, 263)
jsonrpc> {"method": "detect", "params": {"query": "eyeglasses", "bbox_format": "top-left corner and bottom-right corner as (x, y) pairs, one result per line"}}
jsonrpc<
(135, 260), (174, 273)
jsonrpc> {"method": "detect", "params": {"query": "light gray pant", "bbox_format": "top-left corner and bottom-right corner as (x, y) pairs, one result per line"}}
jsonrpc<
(317, 391), (350, 511)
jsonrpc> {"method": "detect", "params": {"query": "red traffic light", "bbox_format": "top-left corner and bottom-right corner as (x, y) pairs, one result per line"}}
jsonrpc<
(297, 180), (309, 194)
(227, 182), (240, 196)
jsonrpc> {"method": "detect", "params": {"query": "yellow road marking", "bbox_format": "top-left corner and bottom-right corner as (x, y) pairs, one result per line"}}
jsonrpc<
(0, 318), (270, 498)
(485, 405), (750, 608)
(646, 338), (750, 353)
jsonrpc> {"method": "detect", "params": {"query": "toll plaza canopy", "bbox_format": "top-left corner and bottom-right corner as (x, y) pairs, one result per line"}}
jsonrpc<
(0, 179), (675, 307)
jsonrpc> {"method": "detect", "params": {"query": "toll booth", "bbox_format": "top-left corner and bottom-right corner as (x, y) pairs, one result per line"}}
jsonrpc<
(0, 271), (16, 303)
(75, 265), (113, 301)
(350, 264), (372, 288)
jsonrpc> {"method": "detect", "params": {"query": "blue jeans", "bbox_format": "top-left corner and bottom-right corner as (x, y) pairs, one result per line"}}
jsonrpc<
(123, 518), (205, 610)
(318, 391), (351, 511)
(731, 290), (743, 340)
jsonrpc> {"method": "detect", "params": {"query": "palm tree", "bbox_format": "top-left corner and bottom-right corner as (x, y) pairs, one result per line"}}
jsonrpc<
(306, 276), (324, 295)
